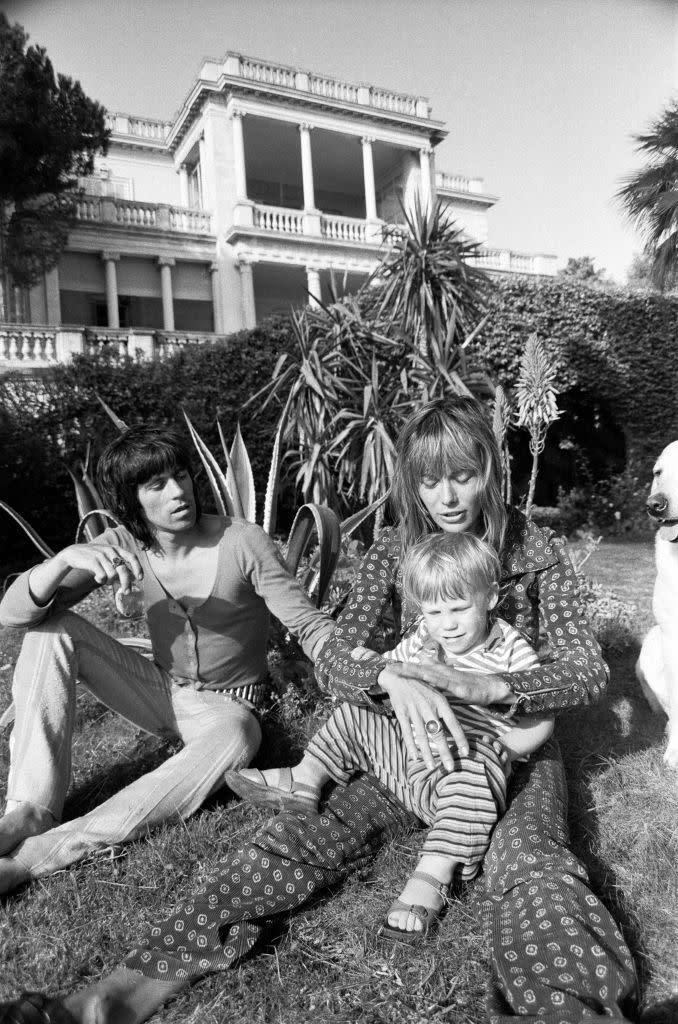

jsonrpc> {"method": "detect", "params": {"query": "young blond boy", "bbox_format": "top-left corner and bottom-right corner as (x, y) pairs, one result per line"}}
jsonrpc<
(227, 533), (553, 940)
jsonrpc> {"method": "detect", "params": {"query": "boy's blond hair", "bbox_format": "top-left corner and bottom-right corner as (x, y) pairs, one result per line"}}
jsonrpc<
(401, 532), (501, 608)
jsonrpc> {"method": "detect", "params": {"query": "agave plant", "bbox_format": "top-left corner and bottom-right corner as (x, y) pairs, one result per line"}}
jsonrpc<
(514, 333), (560, 518)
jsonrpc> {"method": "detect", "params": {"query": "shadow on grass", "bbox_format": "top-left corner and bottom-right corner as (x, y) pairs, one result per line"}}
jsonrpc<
(557, 640), (670, 1014)
(640, 996), (678, 1024)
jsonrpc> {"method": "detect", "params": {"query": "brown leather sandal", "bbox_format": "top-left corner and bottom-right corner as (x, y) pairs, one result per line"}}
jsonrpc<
(378, 870), (450, 945)
(224, 767), (320, 814)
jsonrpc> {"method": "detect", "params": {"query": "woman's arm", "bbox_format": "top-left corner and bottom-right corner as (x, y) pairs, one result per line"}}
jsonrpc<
(313, 529), (401, 703)
(497, 542), (609, 715)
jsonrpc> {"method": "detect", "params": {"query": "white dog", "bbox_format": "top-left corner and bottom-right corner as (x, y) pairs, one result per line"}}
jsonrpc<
(636, 439), (678, 768)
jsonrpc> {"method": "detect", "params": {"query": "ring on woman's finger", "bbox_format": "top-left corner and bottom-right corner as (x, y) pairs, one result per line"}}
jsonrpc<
(425, 719), (442, 736)
(111, 556), (125, 568)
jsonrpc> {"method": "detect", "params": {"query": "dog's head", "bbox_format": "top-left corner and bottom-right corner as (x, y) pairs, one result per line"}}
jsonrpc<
(647, 440), (678, 541)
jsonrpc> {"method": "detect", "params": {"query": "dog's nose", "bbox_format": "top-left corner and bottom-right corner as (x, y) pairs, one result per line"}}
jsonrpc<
(647, 493), (669, 517)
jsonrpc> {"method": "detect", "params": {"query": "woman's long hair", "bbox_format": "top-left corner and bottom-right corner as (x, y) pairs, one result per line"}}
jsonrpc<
(391, 396), (507, 554)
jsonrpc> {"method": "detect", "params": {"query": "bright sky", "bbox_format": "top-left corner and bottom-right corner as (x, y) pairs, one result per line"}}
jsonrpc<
(5, 0), (677, 281)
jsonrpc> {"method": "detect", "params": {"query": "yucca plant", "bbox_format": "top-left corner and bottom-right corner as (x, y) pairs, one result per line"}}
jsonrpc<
(514, 333), (560, 518)
(371, 195), (492, 360)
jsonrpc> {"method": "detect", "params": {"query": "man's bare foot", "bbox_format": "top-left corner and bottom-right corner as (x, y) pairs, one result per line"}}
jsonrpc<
(64, 967), (188, 1024)
(0, 854), (31, 896)
(0, 802), (55, 856)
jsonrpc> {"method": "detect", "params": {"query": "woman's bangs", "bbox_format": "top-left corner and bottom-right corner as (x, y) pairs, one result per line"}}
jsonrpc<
(412, 427), (479, 483)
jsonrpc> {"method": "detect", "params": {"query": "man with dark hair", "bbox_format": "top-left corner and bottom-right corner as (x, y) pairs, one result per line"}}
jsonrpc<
(0, 425), (334, 895)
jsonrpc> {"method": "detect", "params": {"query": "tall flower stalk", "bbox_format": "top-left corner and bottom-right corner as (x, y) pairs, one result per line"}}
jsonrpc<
(514, 334), (560, 518)
(492, 384), (512, 504)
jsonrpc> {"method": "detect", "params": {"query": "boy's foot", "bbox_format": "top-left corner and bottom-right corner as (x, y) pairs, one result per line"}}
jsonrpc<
(0, 803), (55, 856)
(224, 766), (321, 814)
(380, 871), (449, 943)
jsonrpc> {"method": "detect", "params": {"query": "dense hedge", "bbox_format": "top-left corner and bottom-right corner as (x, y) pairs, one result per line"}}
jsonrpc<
(0, 316), (296, 566)
(476, 276), (678, 468)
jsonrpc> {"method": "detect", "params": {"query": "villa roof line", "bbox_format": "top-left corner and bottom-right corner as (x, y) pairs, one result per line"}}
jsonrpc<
(104, 52), (447, 153)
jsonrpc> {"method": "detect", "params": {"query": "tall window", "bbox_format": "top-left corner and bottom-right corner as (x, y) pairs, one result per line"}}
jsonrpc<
(188, 164), (202, 209)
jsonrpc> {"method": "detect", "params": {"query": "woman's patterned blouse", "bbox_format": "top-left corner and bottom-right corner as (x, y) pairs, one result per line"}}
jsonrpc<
(314, 506), (609, 715)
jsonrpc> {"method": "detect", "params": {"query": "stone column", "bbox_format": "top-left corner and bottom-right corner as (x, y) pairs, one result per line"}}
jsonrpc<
(209, 262), (223, 333)
(178, 164), (189, 207)
(45, 266), (61, 325)
(419, 145), (433, 212)
(101, 251), (120, 329)
(157, 256), (175, 331)
(238, 258), (256, 329)
(299, 123), (316, 210)
(306, 266), (322, 308)
(361, 136), (377, 220)
(198, 135), (209, 209)
(232, 110), (248, 200)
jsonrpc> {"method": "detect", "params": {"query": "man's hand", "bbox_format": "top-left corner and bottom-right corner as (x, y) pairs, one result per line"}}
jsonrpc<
(28, 543), (143, 607)
(53, 543), (143, 591)
(377, 665), (470, 770)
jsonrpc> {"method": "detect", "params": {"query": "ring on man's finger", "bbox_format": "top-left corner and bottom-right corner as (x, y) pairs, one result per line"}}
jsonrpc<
(425, 719), (442, 736)
(111, 556), (125, 568)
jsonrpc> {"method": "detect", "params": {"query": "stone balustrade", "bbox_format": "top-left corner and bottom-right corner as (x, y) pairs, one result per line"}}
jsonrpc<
(309, 74), (359, 105)
(73, 195), (213, 235)
(115, 200), (158, 228)
(220, 53), (431, 119)
(0, 326), (58, 366)
(105, 113), (173, 143)
(168, 207), (212, 233)
(253, 204), (304, 234)
(240, 57), (296, 89)
(75, 196), (102, 221)
(320, 213), (368, 243)
(0, 325), (228, 373)
(470, 248), (557, 276)
(435, 171), (484, 194)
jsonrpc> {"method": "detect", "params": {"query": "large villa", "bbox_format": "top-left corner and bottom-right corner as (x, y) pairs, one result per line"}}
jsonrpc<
(0, 52), (556, 370)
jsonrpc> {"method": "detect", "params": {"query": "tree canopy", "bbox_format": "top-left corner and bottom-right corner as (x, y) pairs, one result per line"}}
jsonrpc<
(617, 99), (678, 291)
(557, 255), (609, 286)
(0, 13), (109, 318)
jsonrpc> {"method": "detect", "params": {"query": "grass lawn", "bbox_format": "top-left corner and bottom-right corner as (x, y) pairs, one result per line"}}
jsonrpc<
(1, 538), (677, 1024)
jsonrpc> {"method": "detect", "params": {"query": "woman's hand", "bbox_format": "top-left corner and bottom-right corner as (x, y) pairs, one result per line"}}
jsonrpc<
(384, 660), (513, 705)
(377, 664), (470, 769)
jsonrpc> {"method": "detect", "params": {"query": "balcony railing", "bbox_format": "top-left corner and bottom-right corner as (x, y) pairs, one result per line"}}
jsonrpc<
(246, 202), (381, 244)
(0, 326), (228, 372)
(470, 248), (557, 276)
(435, 171), (484, 195)
(73, 196), (213, 235)
(321, 213), (367, 243)
(0, 326), (58, 366)
(106, 113), (173, 143)
(253, 204), (304, 234)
